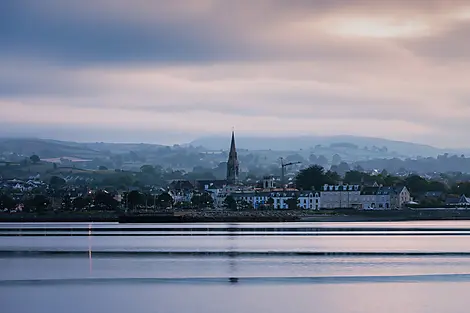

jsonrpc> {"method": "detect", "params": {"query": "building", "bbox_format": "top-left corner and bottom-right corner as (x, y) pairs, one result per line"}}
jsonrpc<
(226, 131), (239, 185)
(168, 180), (194, 204)
(298, 192), (321, 210)
(320, 184), (362, 209)
(445, 194), (470, 207)
(230, 180), (321, 210)
(392, 186), (411, 208)
(360, 186), (410, 210)
(360, 186), (390, 210)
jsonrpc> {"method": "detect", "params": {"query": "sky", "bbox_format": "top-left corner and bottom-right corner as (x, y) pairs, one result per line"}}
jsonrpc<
(1, 0), (470, 147)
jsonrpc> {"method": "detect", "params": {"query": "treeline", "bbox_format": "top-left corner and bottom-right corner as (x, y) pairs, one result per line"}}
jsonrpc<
(353, 154), (470, 174)
(295, 165), (470, 199)
(0, 187), (219, 213)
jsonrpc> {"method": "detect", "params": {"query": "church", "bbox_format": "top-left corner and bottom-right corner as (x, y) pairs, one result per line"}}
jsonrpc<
(226, 131), (240, 185)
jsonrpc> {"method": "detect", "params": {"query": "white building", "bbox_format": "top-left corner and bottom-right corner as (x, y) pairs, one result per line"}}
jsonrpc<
(298, 192), (321, 210)
(320, 184), (362, 209)
(231, 189), (320, 210)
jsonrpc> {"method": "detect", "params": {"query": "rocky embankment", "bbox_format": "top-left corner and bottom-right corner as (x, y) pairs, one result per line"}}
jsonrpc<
(3, 209), (470, 223)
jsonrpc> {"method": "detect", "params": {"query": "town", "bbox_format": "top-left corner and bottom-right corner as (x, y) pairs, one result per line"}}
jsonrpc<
(1, 132), (470, 221)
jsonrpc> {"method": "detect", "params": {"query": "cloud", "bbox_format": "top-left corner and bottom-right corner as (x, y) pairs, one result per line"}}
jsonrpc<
(1, 0), (470, 148)
(402, 21), (470, 61)
(3, 0), (468, 64)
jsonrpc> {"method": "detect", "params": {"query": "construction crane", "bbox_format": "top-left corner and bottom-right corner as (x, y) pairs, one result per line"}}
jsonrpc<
(280, 157), (301, 189)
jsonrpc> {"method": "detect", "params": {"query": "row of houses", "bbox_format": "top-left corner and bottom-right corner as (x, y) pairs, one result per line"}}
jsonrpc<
(167, 178), (412, 210)
(225, 184), (411, 210)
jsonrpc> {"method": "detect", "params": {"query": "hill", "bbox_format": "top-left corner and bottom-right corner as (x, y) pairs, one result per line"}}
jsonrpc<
(190, 135), (460, 157)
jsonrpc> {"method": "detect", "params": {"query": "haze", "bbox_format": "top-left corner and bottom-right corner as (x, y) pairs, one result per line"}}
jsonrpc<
(1, 0), (469, 147)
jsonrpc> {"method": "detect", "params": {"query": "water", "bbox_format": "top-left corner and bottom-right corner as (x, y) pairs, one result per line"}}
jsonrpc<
(2, 221), (470, 312)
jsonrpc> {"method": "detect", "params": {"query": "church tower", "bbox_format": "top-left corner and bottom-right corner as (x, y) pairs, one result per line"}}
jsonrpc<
(226, 131), (239, 185)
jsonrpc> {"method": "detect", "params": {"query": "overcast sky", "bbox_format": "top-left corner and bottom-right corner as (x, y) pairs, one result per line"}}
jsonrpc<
(1, 0), (469, 147)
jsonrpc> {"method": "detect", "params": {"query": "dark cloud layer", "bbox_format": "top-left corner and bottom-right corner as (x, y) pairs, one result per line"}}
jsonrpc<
(1, 2), (234, 64)
(2, 0), (468, 65)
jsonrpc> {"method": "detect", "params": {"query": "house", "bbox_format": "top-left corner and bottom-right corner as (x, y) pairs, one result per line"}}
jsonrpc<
(360, 186), (382, 209)
(458, 195), (470, 206)
(320, 184), (362, 209)
(168, 179), (194, 203)
(168, 179), (194, 192)
(445, 195), (470, 207)
(298, 192), (321, 210)
(230, 189), (320, 210)
(394, 186), (411, 208)
(359, 186), (410, 210)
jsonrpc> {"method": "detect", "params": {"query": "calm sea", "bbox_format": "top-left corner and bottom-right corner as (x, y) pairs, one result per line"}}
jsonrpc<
(2, 221), (470, 313)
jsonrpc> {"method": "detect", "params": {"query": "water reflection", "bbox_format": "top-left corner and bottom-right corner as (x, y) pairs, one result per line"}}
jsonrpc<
(88, 223), (92, 274)
(227, 223), (238, 283)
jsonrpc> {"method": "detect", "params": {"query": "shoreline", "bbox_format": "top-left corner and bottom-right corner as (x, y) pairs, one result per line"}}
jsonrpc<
(3, 211), (470, 223)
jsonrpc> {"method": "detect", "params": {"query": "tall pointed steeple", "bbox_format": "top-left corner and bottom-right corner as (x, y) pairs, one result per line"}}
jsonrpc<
(226, 130), (239, 185)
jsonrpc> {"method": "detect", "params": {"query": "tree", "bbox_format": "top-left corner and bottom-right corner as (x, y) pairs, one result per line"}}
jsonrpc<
(308, 154), (318, 164)
(140, 165), (156, 175)
(127, 190), (144, 210)
(223, 195), (237, 211)
(237, 199), (254, 210)
(316, 155), (329, 167)
(405, 175), (429, 196)
(295, 165), (337, 190)
(428, 181), (448, 193)
(344, 171), (363, 184)
(94, 191), (118, 211)
(332, 154), (342, 166)
(98, 165), (108, 170)
(266, 197), (275, 209)
(191, 193), (214, 209)
(30, 155), (40, 164)
(286, 197), (299, 210)
(450, 182), (470, 196)
(0, 194), (16, 210)
(157, 192), (174, 209)
(72, 196), (91, 211)
(336, 162), (351, 176)
(61, 195), (73, 211)
(326, 170), (341, 183)
(25, 195), (50, 214)
(49, 176), (66, 189)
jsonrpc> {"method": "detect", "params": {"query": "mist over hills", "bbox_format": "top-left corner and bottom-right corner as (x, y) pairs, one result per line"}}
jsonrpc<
(1, 135), (468, 161)
(190, 135), (464, 157)
(2, 135), (470, 176)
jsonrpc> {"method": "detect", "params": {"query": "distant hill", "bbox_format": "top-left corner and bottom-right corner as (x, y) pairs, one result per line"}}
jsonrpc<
(0, 138), (167, 159)
(190, 135), (461, 157)
(1, 136), (468, 168)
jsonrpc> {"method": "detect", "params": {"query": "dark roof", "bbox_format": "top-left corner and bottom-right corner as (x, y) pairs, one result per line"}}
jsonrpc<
(445, 196), (461, 205)
(168, 179), (194, 191)
(361, 187), (379, 195)
(361, 186), (406, 196)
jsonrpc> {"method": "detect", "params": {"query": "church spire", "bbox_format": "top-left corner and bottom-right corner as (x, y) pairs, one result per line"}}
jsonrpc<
(227, 130), (239, 185)
(230, 130), (236, 155)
